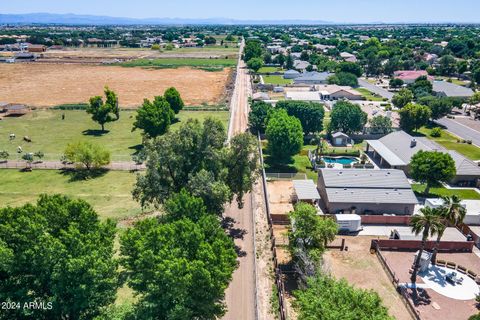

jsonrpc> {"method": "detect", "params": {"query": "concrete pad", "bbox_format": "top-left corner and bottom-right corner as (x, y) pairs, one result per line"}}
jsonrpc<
(420, 265), (480, 300)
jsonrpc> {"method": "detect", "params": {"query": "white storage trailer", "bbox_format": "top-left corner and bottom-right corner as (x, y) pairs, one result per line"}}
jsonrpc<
(335, 214), (362, 232)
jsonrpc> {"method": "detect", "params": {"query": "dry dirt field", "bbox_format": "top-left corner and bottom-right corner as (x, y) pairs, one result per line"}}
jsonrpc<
(0, 63), (230, 107)
(267, 180), (294, 215)
(324, 236), (413, 320)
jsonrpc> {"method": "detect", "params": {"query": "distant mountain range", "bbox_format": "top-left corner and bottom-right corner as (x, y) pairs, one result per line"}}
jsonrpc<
(0, 13), (334, 25)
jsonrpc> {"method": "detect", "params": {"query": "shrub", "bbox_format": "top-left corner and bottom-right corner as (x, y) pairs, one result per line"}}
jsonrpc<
(430, 127), (442, 137)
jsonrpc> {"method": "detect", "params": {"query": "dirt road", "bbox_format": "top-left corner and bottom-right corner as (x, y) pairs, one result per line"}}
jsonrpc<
(223, 42), (257, 320)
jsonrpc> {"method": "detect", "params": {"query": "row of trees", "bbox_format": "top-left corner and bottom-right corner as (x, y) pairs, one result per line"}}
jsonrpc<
(86, 87), (184, 137)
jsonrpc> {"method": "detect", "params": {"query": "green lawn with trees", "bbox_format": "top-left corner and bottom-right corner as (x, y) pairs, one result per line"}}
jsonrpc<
(356, 88), (386, 101)
(418, 126), (480, 160)
(0, 169), (139, 220)
(0, 109), (229, 161)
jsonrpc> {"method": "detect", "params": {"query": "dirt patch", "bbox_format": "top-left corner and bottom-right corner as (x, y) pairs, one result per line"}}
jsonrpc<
(0, 63), (230, 108)
(267, 180), (294, 215)
(324, 236), (413, 320)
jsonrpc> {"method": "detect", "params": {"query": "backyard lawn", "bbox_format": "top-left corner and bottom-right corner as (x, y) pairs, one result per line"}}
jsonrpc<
(418, 126), (480, 160)
(0, 109), (229, 161)
(356, 88), (387, 102)
(262, 75), (293, 85)
(412, 184), (480, 200)
(0, 169), (141, 220)
(258, 66), (284, 73)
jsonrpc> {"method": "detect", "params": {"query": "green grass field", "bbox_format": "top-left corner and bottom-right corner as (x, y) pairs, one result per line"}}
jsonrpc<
(418, 126), (480, 160)
(412, 184), (480, 200)
(120, 58), (237, 70)
(0, 109), (229, 161)
(262, 75), (292, 85)
(356, 88), (386, 102)
(258, 67), (284, 73)
(0, 169), (141, 220)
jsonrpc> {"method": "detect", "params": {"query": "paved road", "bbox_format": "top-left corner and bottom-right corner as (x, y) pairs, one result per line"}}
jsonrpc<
(222, 41), (256, 320)
(358, 78), (394, 100)
(436, 117), (480, 147)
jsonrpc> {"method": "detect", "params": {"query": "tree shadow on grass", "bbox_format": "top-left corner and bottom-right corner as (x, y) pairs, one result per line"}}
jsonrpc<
(59, 168), (109, 182)
(82, 129), (110, 137)
(264, 154), (298, 174)
(128, 144), (144, 156)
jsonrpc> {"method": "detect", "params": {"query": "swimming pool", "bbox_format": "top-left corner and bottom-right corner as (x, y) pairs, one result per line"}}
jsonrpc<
(322, 156), (358, 165)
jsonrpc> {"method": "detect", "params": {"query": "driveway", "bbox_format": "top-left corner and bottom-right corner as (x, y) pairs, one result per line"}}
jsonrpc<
(435, 117), (480, 147)
(358, 78), (394, 100)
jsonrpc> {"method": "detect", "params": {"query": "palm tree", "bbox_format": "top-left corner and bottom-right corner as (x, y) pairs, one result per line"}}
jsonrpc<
(431, 195), (466, 263)
(410, 207), (444, 284)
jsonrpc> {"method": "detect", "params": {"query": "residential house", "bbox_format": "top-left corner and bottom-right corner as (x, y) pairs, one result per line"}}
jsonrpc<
(432, 81), (474, 99)
(393, 70), (434, 84)
(293, 60), (311, 72)
(316, 85), (363, 100)
(340, 52), (357, 63)
(294, 71), (331, 85)
(317, 169), (418, 215)
(366, 130), (480, 186)
(283, 69), (301, 79)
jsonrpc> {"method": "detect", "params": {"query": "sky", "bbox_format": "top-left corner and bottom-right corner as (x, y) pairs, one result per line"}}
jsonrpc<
(1, 0), (480, 23)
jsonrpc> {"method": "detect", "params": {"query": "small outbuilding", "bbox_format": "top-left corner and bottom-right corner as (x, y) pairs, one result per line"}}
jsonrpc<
(2, 104), (29, 116)
(331, 132), (353, 147)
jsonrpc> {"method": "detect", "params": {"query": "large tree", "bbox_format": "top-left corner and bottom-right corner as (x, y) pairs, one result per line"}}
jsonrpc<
(247, 57), (264, 72)
(329, 101), (367, 134)
(164, 87), (184, 114)
(293, 275), (394, 320)
(336, 61), (363, 77)
(276, 100), (325, 135)
(248, 101), (273, 134)
(86, 87), (119, 132)
(368, 115), (393, 134)
(265, 109), (304, 162)
(392, 88), (414, 109)
(120, 215), (237, 320)
(0, 195), (118, 320)
(327, 72), (358, 87)
(244, 39), (263, 62)
(288, 203), (338, 258)
(64, 140), (110, 170)
(132, 118), (258, 214)
(398, 103), (431, 133)
(410, 150), (456, 195)
(132, 96), (175, 137)
(226, 133), (260, 208)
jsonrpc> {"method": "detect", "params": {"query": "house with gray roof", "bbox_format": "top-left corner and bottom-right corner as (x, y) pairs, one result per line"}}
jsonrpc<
(317, 169), (418, 215)
(366, 130), (480, 186)
(293, 71), (332, 85)
(432, 81), (474, 99)
(283, 69), (301, 79)
(293, 60), (311, 72)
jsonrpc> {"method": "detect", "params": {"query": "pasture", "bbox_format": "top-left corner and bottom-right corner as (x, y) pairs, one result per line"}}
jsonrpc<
(0, 109), (229, 161)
